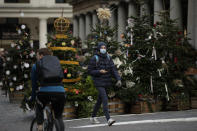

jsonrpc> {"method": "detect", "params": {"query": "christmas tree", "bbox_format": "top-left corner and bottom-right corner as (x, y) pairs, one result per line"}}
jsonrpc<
(3, 24), (36, 103)
(120, 11), (197, 108)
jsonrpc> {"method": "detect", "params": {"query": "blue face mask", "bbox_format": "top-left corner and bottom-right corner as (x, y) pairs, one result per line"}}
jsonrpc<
(100, 49), (106, 54)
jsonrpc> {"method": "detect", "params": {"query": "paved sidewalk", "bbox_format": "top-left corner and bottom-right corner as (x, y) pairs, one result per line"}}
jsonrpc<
(0, 89), (34, 131)
(1, 89), (197, 131)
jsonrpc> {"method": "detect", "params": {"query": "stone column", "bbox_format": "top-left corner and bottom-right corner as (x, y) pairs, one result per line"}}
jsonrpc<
(0, 0), (3, 5)
(154, 0), (163, 23)
(170, 0), (183, 28)
(39, 17), (47, 48)
(73, 16), (79, 37)
(92, 11), (99, 29)
(79, 14), (86, 48)
(140, 0), (150, 16)
(85, 13), (92, 37)
(109, 8), (116, 27)
(187, 0), (197, 49)
(109, 7), (117, 41)
(128, 1), (137, 17)
(118, 3), (126, 42)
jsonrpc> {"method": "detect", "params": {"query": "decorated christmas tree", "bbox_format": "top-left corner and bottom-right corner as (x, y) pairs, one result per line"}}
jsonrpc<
(47, 17), (100, 118)
(120, 11), (197, 110)
(3, 24), (36, 103)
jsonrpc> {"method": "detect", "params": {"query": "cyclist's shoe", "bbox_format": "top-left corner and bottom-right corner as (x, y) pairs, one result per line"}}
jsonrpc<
(90, 117), (100, 124)
(37, 124), (43, 131)
(108, 118), (116, 126)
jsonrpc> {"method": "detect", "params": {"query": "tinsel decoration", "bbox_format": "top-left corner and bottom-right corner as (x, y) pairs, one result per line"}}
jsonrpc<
(165, 84), (169, 101)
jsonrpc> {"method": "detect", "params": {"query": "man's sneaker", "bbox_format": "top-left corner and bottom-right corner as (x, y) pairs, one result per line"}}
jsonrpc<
(37, 124), (43, 131)
(90, 117), (100, 124)
(108, 118), (116, 126)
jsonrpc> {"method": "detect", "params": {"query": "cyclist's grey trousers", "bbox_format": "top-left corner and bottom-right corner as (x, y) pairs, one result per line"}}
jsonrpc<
(36, 92), (66, 131)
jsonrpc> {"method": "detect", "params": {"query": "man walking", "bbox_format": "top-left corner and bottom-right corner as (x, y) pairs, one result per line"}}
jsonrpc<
(88, 42), (122, 126)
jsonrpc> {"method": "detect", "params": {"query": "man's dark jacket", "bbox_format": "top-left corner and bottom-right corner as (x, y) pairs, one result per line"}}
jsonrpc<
(88, 43), (121, 87)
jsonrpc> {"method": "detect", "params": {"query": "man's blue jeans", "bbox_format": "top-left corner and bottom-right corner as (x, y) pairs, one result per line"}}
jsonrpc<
(92, 87), (110, 121)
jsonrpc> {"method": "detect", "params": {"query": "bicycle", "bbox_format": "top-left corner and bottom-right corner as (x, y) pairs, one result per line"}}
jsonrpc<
(29, 99), (61, 131)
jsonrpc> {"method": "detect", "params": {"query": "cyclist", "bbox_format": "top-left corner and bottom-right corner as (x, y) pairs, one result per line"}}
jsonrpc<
(30, 48), (65, 131)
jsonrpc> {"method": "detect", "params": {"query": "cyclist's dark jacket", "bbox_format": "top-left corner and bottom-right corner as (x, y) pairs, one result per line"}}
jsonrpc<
(88, 42), (121, 87)
(31, 64), (65, 100)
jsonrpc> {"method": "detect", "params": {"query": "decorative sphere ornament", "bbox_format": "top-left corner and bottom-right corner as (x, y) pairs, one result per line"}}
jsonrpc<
(13, 76), (17, 81)
(29, 40), (34, 48)
(19, 85), (23, 90)
(21, 24), (26, 29)
(16, 86), (20, 91)
(13, 65), (18, 69)
(17, 45), (21, 50)
(67, 73), (71, 78)
(9, 82), (13, 87)
(54, 17), (70, 33)
(6, 70), (10, 75)
(11, 43), (16, 48)
(62, 42), (66, 46)
(24, 74), (28, 78)
(24, 63), (30, 68)
(71, 40), (75, 45)
(6, 57), (11, 61)
(18, 29), (22, 34)
(64, 69), (68, 73)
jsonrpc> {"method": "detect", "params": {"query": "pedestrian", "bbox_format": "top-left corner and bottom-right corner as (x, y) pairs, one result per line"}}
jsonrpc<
(30, 48), (66, 131)
(88, 42), (122, 126)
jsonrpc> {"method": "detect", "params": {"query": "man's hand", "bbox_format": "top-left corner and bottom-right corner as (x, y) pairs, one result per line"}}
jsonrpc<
(115, 80), (122, 87)
(100, 69), (108, 74)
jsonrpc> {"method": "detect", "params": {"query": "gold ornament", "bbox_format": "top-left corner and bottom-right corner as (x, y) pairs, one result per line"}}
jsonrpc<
(67, 73), (71, 78)
(54, 17), (70, 33)
(62, 42), (66, 46)
(10, 88), (14, 92)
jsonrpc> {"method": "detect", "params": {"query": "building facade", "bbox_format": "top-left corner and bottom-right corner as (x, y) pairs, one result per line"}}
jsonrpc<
(68, 0), (197, 50)
(0, 0), (72, 48)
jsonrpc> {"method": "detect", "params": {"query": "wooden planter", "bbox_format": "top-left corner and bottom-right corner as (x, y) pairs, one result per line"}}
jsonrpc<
(130, 100), (161, 114)
(108, 98), (125, 115)
(191, 97), (197, 109)
(63, 103), (76, 119)
(167, 93), (190, 111)
(9, 91), (24, 103)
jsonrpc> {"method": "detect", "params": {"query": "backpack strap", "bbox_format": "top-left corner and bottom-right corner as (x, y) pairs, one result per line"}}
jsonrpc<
(94, 55), (99, 66)
(94, 54), (110, 66)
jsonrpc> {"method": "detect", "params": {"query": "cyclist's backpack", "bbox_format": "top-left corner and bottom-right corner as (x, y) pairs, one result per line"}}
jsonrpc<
(94, 54), (110, 66)
(36, 55), (63, 86)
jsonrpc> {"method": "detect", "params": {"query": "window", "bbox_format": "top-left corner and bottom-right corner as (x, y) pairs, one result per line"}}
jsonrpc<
(4, 0), (30, 3)
(6, 18), (19, 24)
(56, 0), (67, 3)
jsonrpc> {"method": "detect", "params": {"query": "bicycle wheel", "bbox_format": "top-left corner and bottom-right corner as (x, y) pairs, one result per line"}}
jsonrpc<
(47, 119), (61, 131)
(30, 117), (38, 131)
